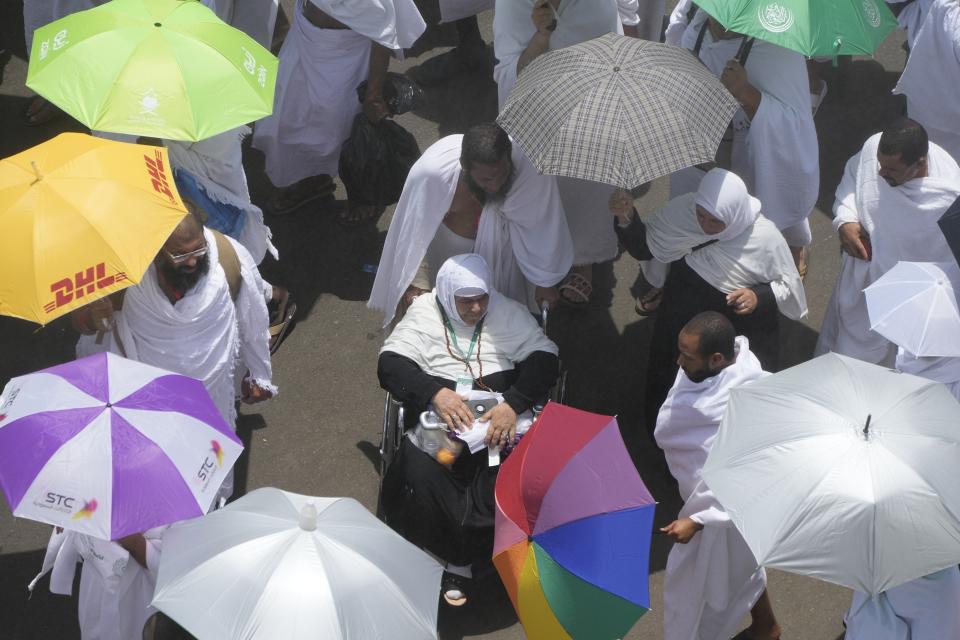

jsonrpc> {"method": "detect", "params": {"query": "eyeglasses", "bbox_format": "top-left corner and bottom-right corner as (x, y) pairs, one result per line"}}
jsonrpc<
(164, 243), (208, 264)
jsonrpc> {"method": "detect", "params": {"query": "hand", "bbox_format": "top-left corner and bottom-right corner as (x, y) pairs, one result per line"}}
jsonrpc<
(726, 288), (758, 315)
(90, 296), (115, 332)
(403, 284), (428, 307)
(432, 387), (474, 432)
(609, 189), (635, 225)
(531, 1), (556, 35)
(481, 402), (518, 447)
(535, 285), (559, 310)
(362, 94), (390, 123)
(117, 532), (148, 568)
(241, 378), (273, 404)
(660, 518), (703, 544)
(839, 222), (870, 260)
(720, 60), (751, 98)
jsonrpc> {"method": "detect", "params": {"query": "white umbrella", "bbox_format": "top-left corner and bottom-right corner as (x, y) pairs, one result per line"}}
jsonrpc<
(865, 260), (960, 357)
(152, 487), (443, 639)
(702, 353), (960, 595)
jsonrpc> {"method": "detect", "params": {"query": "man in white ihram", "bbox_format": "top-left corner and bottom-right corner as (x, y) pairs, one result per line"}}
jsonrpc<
(655, 311), (781, 640)
(816, 117), (960, 365)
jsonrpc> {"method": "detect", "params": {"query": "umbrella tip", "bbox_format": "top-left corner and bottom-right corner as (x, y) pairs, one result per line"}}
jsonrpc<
(299, 502), (318, 531)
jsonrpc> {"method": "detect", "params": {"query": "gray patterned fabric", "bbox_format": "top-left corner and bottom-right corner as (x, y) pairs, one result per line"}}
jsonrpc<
(497, 33), (740, 188)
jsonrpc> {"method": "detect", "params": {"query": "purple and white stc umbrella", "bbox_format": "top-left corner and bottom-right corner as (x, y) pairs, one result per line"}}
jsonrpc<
(0, 352), (242, 540)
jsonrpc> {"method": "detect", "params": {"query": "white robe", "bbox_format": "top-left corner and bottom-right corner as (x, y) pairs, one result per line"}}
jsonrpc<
(894, 0), (960, 163)
(31, 527), (164, 640)
(816, 134), (960, 364)
(368, 135), (574, 327)
(166, 127), (277, 266)
(655, 336), (769, 640)
(679, 13), (819, 246)
(845, 567), (960, 639)
(493, 0), (623, 265)
(896, 350), (960, 401)
(251, 0), (426, 187)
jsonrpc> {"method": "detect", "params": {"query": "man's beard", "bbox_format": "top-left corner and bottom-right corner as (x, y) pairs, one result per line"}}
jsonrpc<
(683, 364), (719, 383)
(158, 253), (210, 296)
(464, 164), (515, 205)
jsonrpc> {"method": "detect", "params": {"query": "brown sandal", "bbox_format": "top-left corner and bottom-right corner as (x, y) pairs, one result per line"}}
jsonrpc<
(558, 270), (593, 307)
(634, 287), (663, 316)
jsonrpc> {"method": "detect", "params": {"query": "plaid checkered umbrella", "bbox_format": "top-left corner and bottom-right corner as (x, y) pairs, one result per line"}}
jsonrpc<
(497, 33), (740, 189)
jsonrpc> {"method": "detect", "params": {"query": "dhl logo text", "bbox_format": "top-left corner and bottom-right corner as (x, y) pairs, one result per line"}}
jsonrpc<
(44, 263), (127, 314)
(144, 150), (177, 204)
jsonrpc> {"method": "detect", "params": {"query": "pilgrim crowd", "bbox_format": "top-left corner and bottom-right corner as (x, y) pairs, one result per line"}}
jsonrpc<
(8, 0), (960, 637)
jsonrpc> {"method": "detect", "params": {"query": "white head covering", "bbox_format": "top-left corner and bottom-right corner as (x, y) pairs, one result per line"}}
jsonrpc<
(695, 168), (762, 241)
(435, 254), (492, 326)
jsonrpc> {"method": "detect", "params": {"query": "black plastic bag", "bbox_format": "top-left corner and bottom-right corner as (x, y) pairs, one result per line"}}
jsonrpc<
(338, 114), (421, 208)
(355, 72), (424, 116)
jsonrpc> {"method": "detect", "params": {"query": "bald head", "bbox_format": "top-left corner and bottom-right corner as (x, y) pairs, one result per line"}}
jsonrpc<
(677, 312), (736, 382)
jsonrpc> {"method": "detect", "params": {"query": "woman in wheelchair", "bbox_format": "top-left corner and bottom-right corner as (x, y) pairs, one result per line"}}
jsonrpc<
(377, 253), (558, 607)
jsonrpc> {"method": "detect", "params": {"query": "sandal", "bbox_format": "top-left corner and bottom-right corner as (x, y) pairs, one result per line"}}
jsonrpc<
(558, 269), (592, 308)
(338, 203), (385, 228)
(266, 175), (335, 216)
(791, 246), (810, 281)
(23, 96), (63, 126)
(441, 572), (469, 607)
(634, 287), (663, 316)
(267, 288), (296, 355)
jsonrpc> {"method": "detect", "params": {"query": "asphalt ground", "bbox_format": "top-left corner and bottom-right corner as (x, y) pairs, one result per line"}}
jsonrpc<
(0, 2), (911, 638)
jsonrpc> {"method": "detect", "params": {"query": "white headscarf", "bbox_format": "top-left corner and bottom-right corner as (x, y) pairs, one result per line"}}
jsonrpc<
(435, 254), (492, 327)
(695, 168), (761, 241)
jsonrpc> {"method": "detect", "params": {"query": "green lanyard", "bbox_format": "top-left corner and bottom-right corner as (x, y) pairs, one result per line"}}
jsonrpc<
(437, 299), (483, 363)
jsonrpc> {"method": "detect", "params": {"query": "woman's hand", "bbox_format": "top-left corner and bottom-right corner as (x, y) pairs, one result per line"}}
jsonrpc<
(432, 388), (474, 432)
(726, 288), (758, 315)
(481, 402), (518, 447)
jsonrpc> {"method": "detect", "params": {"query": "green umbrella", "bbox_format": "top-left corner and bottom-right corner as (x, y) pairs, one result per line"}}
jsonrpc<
(694, 0), (898, 57)
(27, 0), (278, 141)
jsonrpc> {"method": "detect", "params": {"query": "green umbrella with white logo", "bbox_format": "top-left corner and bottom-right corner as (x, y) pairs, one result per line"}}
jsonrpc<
(693, 0), (898, 57)
(27, 0), (278, 142)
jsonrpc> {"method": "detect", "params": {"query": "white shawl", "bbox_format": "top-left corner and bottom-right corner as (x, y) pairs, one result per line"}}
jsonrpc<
(492, 0), (623, 109)
(894, 0), (960, 163)
(381, 291), (558, 382)
(109, 229), (274, 427)
(845, 567), (960, 639)
(369, 134), (573, 327)
(644, 193), (808, 320)
(681, 12), (819, 232)
(655, 337), (769, 640)
(816, 134), (960, 363)
(166, 127), (278, 264)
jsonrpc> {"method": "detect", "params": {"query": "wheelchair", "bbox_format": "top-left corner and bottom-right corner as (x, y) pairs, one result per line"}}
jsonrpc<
(375, 304), (567, 518)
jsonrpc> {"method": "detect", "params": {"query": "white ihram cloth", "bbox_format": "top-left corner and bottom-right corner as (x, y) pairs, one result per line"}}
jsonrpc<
(665, 0), (693, 45)
(655, 336), (768, 640)
(105, 229), (275, 431)
(844, 567), (960, 640)
(642, 170), (808, 320)
(816, 134), (960, 364)
(166, 127), (277, 266)
(896, 349), (960, 401)
(29, 526), (165, 640)
(887, 0), (934, 46)
(493, 0), (623, 264)
(439, 0), (493, 22)
(369, 135), (574, 327)
(251, 0), (425, 187)
(680, 12), (819, 246)
(894, 0), (960, 163)
(201, 0), (279, 48)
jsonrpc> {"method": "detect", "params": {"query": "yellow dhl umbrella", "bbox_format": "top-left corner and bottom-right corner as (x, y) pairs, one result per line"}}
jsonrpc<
(0, 132), (187, 324)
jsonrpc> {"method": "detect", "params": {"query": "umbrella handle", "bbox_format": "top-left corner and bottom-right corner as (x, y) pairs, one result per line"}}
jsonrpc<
(735, 37), (755, 66)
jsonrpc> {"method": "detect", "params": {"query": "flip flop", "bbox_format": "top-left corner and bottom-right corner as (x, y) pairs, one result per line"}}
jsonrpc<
(635, 287), (663, 316)
(558, 270), (592, 308)
(267, 175), (335, 216)
(268, 291), (296, 355)
(441, 572), (469, 607)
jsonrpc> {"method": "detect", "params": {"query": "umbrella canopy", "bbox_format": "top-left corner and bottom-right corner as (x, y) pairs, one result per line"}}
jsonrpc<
(865, 261), (960, 358)
(703, 353), (960, 595)
(694, 0), (897, 57)
(496, 33), (740, 189)
(938, 194), (960, 267)
(0, 132), (186, 324)
(152, 487), (443, 640)
(494, 402), (655, 639)
(0, 352), (242, 540)
(27, 0), (278, 141)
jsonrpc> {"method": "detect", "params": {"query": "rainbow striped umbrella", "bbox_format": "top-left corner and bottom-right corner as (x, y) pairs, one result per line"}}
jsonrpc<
(493, 402), (655, 639)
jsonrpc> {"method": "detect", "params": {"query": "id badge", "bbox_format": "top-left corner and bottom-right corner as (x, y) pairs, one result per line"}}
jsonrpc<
(455, 375), (473, 396)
